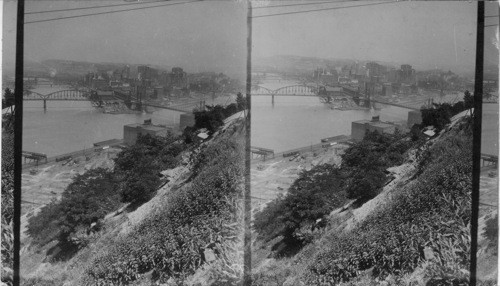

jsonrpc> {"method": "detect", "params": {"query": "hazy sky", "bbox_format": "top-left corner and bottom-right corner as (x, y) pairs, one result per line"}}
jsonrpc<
(2, 0), (499, 77)
(3, 0), (248, 78)
(252, 0), (499, 74)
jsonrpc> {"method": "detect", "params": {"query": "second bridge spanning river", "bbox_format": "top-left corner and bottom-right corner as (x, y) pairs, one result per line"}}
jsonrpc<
(251, 83), (426, 111)
(24, 87), (206, 114)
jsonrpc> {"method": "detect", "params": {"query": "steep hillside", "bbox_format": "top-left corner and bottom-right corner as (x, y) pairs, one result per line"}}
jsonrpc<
(252, 115), (475, 285)
(20, 115), (246, 286)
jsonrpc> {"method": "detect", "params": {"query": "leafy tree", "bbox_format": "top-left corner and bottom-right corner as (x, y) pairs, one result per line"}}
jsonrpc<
(236, 92), (247, 111)
(27, 168), (120, 246)
(340, 131), (413, 200)
(484, 214), (498, 251)
(119, 163), (161, 204)
(193, 103), (242, 133)
(254, 164), (346, 252)
(421, 103), (453, 130)
(182, 126), (197, 144)
(26, 200), (63, 246)
(463, 90), (474, 110)
(420, 94), (473, 131)
(194, 105), (225, 132)
(343, 168), (386, 200)
(57, 169), (119, 241)
(2, 88), (15, 110)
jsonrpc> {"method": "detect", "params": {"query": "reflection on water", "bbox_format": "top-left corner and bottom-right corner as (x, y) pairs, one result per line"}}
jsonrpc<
(23, 101), (182, 157)
(251, 96), (410, 152)
(22, 90), (236, 157)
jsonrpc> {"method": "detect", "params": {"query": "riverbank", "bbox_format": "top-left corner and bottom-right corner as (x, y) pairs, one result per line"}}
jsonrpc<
(20, 147), (120, 240)
(251, 145), (347, 215)
(22, 141), (123, 169)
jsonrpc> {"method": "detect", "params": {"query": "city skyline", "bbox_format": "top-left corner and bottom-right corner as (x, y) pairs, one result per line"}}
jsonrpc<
(3, 0), (248, 80)
(252, 1), (499, 75)
(3, 1), (498, 78)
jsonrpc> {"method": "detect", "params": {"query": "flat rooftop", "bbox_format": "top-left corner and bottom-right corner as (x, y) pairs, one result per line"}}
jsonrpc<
(353, 119), (395, 129)
(125, 123), (168, 132)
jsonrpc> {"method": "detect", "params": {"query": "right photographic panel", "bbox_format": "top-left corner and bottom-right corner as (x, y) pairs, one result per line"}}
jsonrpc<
(250, 1), (498, 285)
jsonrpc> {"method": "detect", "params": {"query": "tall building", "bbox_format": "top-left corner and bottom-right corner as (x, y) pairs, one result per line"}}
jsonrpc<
(313, 67), (339, 85)
(366, 62), (384, 77)
(170, 67), (188, 88)
(399, 64), (416, 84)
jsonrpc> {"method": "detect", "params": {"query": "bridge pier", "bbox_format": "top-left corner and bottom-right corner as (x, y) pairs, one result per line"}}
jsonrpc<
(43, 99), (47, 112)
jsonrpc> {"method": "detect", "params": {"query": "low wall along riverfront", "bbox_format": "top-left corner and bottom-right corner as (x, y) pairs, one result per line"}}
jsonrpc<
(22, 140), (124, 170)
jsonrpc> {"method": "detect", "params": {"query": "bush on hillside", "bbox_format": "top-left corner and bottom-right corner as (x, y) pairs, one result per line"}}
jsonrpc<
(119, 165), (161, 204)
(254, 164), (346, 255)
(484, 214), (498, 251)
(193, 103), (244, 133)
(27, 168), (119, 247)
(114, 133), (185, 204)
(236, 92), (247, 111)
(421, 92), (473, 131)
(84, 130), (245, 285)
(341, 130), (414, 200)
(114, 133), (181, 174)
(305, 128), (472, 284)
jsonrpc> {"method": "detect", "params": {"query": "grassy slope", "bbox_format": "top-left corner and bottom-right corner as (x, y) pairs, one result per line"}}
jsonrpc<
(252, 116), (474, 286)
(21, 118), (245, 286)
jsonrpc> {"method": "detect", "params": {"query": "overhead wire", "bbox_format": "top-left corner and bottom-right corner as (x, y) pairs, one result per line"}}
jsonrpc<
(25, 0), (174, 15)
(252, 1), (398, 19)
(252, 0), (361, 9)
(25, 0), (201, 24)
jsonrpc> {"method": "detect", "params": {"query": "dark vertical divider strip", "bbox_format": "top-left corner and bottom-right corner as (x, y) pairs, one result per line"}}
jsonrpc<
(244, 1), (252, 285)
(13, 0), (25, 285)
(470, 2), (484, 286)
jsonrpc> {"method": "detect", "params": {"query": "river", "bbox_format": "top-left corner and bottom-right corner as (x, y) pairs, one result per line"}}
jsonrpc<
(251, 78), (411, 152)
(22, 85), (234, 157)
(22, 80), (498, 157)
(251, 76), (498, 155)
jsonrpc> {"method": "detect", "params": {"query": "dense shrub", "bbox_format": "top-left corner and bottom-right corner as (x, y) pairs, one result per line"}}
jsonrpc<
(305, 127), (472, 284)
(254, 164), (346, 254)
(27, 131), (187, 248)
(193, 103), (244, 133)
(341, 130), (414, 200)
(421, 92), (473, 131)
(253, 131), (415, 257)
(119, 164), (160, 204)
(236, 92), (247, 111)
(114, 133), (182, 174)
(114, 133), (184, 204)
(484, 214), (498, 251)
(27, 168), (120, 246)
(84, 126), (245, 285)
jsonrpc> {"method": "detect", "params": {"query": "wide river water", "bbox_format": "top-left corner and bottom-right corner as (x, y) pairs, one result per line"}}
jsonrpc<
(22, 85), (232, 157)
(252, 79), (410, 152)
(251, 78), (498, 156)
(22, 81), (498, 157)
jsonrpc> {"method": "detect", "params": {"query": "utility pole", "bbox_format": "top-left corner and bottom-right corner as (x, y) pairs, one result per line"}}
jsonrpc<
(470, 2), (484, 285)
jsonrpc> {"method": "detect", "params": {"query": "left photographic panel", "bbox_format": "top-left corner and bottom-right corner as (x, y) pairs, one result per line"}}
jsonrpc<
(2, 1), (17, 285)
(19, 0), (248, 285)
